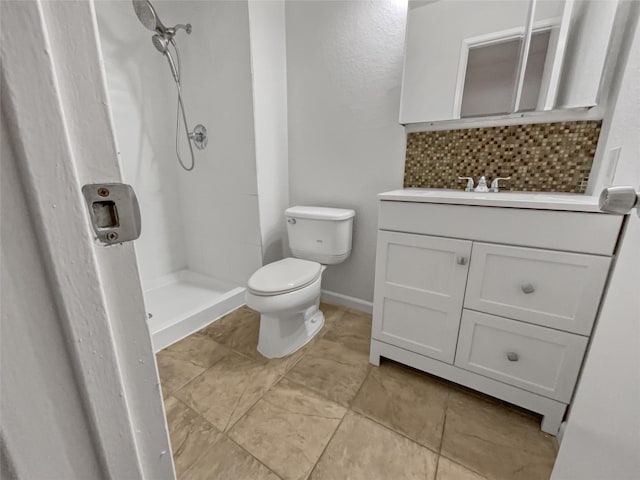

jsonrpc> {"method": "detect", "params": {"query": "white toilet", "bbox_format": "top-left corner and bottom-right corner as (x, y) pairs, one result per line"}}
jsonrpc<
(246, 206), (355, 359)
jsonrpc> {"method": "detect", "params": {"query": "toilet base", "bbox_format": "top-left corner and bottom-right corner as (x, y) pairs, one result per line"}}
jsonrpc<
(257, 304), (325, 359)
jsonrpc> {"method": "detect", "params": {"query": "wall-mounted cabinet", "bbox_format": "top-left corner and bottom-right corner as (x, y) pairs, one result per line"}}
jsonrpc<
(400, 0), (621, 124)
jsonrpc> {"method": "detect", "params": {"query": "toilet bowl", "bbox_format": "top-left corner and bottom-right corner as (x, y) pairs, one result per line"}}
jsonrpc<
(246, 206), (355, 359)
(246, 258), (327, 358)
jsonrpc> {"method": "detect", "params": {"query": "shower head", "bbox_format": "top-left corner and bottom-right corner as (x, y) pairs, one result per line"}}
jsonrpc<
(133, 0), (166, 33)
(152, 35), (180, 83)
(151, 34), (168, 53)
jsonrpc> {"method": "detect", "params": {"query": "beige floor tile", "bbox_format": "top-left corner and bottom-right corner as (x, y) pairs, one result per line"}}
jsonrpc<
(352, 361), (450, 451)
(323, 308), (372, 355)
(436, 457), (487, 480)
(157, 351), (206, 398)
(164, 396), (221, 477)
(181, 436), (279, 480)
(174, 350), (281, 431)
(201, 307), (264, 362)
(319, 302), (346, 330)
(285, 338), (370, 407)
(201, 306), (331, 374)
(164, 332), (231, 368)
(441, 390), (558, 480)
(228, 378), (346, 480)
(310, 411), (438, 480)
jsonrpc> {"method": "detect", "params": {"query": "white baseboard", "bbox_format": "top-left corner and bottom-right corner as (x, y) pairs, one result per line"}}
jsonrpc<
(321, 289), (373, 314)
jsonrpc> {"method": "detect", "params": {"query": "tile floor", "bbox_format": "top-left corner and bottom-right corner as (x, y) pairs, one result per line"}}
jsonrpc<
(157, 303), (559, 480)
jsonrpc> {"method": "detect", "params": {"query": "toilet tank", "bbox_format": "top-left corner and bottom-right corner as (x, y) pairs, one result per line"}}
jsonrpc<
(286, 206), (355, 265)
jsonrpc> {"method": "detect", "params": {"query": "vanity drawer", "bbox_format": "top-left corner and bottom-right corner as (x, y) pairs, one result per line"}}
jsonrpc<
(465, 243), (610, 334)
(378, 201), (622, 255)
(455, 310), (588, 402)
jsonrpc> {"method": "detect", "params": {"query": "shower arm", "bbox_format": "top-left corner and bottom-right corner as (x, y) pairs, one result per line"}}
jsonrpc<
(163, 23), (192, 38)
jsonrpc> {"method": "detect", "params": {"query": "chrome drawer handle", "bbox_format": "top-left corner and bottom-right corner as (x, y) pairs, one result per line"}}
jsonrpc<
(456, 256), (468, 266)
(506, 352), (519, 362)
(520, 282), (535, 294)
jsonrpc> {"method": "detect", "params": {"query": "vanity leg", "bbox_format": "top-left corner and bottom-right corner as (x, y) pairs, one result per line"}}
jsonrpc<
(541, 403), (567, 436)
(369, 340), (381, 366)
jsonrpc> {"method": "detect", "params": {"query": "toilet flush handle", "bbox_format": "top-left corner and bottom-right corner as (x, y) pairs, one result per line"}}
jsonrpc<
(288, 218), (296, 224)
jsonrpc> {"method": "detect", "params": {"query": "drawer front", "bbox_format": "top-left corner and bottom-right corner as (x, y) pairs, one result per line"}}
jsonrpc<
(455, 310), (588, 402)
(372, 231), (471, 363)
(465, 243), (610, 334)
(378, 201), (623, 256)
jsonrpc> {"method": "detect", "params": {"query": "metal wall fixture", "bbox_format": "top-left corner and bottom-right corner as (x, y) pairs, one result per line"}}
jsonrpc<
(82, 184), (142, 245)
(133, 0), (207, 171)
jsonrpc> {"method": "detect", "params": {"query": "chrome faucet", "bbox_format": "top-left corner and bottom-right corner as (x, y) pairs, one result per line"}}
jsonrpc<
(490, 177), (511, 192)
(458, 177), (475, 192)
(459, 175), (512, 192)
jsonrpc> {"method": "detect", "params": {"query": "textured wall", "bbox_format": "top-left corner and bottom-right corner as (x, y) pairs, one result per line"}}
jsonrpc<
(404, 121), (602, 193)
(286, 0), (408, 304)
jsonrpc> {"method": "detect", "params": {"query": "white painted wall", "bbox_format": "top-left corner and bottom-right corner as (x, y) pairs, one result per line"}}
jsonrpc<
(96, 1), (188, 289)
(286, 0), (408, 303)
(1, 109), (103, 480)
(248, 0), (290, 265)
(401, 0), (562, 123)
(552, 8), (640, 479)
(2, 1), (173, 477)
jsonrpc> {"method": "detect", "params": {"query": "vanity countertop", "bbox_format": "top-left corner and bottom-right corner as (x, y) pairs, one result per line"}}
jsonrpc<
(378, 188), (606, 213)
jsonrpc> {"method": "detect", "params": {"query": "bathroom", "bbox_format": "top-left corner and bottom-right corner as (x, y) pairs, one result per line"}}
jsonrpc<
(1, 0), (638, 479)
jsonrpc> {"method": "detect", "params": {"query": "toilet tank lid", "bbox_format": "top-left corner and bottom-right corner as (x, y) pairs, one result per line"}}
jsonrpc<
(286, 206), (355, 221)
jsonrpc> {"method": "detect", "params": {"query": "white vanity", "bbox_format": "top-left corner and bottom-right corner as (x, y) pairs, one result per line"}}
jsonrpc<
(369, 189), (626, 434)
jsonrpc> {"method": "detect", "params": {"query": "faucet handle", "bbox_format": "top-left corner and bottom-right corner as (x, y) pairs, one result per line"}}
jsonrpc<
(490, 177), (511, 192)
(458, 176), (474, 192)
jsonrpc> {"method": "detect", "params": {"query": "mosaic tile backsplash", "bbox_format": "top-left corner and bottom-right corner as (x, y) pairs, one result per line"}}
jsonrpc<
(404, 121), (602, 193)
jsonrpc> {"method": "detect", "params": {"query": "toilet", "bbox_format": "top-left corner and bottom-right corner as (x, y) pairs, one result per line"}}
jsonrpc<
(246, 206), (355, 359)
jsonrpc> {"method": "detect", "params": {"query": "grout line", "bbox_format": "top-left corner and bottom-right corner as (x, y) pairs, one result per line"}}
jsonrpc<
(438, 453), (488, 479)
(223, 373), (287, 433)
(306, 407), (349, 479)
(346, 364), (372, 410)
(224, 434), (284, 480)
(348, 406), (441, 457)
(438, 390), (451, 455)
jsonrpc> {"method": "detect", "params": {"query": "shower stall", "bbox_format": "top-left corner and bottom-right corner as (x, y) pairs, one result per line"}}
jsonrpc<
(95, 1), (266, 350)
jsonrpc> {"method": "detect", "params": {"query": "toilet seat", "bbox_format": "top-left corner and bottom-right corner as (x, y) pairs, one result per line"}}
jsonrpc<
(248, 258), (322, 296)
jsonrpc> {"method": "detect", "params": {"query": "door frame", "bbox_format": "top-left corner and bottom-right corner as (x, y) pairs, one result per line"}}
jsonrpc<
(1, 1), (174, 478)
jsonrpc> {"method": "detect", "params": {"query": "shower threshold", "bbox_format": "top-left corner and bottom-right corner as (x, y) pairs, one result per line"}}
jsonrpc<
(144, 269), (245, 352)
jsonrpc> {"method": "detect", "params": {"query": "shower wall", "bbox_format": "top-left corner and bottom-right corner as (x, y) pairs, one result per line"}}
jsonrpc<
(175, 0), (263, 286)
(96, 0), (262, 289)
(96, 1), (187, 289)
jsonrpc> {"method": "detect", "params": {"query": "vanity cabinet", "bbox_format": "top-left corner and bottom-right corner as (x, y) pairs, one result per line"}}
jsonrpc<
(370, 191), (625, 435)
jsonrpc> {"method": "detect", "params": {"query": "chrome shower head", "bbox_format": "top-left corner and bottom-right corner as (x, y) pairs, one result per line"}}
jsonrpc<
(133, 0), (166, 33)
(152, 35), (180, 83)
(151, 34), (168, 53)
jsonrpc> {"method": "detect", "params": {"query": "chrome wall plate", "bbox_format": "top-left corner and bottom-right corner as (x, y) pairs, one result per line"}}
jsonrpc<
(191, 124), (208, 150)
(82, 183), (142, 245)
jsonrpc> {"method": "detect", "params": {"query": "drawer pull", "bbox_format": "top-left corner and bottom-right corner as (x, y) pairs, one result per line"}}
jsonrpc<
(456, 256), (468, 266)
(506, 351), (519, 362)
(520, 282), (535, 294)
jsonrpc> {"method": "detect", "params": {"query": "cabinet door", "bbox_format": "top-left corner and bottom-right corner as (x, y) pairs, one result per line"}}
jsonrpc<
(372, 231), (472, 363)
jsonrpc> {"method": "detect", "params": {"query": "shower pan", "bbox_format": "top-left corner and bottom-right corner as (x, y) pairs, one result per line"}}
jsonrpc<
(95, 0), (259, 351)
